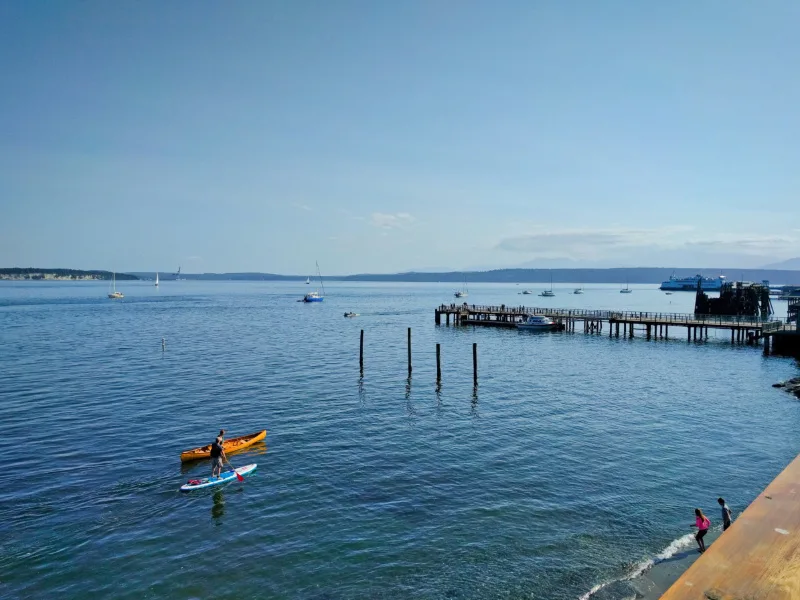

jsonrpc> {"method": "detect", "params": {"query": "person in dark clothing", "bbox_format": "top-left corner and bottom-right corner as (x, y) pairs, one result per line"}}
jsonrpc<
(210, 435), (227, 478)
(718, 497), (733, 531)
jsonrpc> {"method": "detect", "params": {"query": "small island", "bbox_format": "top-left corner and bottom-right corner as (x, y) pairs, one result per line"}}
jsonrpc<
(0, 268), (139, 281)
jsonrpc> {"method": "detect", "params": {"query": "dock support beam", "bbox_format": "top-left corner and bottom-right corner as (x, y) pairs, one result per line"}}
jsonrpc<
(616, 323), (620, 338)
(436, 343), (441, 381)
(764, 335), (771, 356)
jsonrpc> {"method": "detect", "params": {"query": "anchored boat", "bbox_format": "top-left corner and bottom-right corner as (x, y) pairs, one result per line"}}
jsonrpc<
(303, 262), (325, 302)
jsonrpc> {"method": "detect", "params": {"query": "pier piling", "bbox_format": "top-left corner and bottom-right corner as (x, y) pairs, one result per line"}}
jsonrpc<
(436, 343), (441, 381)
(407, 327), (412, 374)
(472, 343), (478, 386)
(359, 329), (364, 373)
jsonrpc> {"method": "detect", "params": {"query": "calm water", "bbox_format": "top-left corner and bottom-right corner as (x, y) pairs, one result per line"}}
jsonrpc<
(1, 281), (797, 600)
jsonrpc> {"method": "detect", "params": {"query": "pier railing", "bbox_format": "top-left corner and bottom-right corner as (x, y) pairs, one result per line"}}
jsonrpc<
(439, 304), (781, 327)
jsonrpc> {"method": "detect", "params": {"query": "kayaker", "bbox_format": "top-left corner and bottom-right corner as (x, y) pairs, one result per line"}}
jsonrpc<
(210, 435), (227, 478)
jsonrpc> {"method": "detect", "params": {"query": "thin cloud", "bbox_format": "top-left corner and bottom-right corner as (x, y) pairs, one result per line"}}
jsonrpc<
(370, 212), (415, 229)
(496, 227), (799, 261)
(292, 203), (313, 212)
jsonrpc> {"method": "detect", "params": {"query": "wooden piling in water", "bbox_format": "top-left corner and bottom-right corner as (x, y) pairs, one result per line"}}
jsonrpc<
(472, 343), (478, 386)
(407, 327), (412, 374)
(436, 343), (441, 381)
(360, 329), (364, 373)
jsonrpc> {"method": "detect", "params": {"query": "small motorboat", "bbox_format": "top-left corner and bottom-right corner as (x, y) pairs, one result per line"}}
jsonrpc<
(517, 315), (558, 330)
(344, 312), (358, 318)
(539, 290), (555, 297)
(573, 288), (584, 294)
(521, 290), (534, 295)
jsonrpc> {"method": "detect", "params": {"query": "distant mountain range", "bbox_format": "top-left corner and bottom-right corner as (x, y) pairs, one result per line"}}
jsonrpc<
(760, 257), (800, 270)
(125, 267), (800, 284)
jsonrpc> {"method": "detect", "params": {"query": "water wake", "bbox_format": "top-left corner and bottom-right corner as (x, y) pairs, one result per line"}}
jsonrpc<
(578, 533), (695, 599)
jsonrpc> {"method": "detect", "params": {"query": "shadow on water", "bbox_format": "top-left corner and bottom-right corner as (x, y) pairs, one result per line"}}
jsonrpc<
(212, 490), (224, 522)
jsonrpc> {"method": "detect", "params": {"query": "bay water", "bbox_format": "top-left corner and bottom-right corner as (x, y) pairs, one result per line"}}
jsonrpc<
(1, 281), (797, 599)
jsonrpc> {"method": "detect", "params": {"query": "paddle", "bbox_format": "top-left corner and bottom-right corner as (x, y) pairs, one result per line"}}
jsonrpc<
(226, 458), (244, 482)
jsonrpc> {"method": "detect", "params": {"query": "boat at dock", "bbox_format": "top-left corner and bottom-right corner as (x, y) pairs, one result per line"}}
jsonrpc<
(517, 315), (558, 330)
(179, 429), (267, 462)
(660, 273), (726, 291)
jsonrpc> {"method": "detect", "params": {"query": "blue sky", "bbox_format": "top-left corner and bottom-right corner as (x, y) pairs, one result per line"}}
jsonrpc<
(2, 1), (799, 274)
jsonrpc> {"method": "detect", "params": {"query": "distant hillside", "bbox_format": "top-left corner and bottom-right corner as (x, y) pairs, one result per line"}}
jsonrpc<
(121, 268), (800, 284)
(761, 258), (800, 270)
(0, 268), (138, 281)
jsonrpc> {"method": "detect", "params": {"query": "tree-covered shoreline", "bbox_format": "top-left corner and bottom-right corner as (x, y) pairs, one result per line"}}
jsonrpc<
(0, 268), (138, 281)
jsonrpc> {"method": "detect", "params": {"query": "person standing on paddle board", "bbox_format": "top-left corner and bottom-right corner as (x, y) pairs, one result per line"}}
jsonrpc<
(210, 433), (227, 478)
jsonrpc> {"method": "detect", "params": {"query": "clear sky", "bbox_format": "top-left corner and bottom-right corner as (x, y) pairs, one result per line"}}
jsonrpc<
(2, 1), (799, 274)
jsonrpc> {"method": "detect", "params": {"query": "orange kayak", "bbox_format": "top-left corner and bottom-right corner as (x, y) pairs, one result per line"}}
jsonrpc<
(180, 429), (266, 462)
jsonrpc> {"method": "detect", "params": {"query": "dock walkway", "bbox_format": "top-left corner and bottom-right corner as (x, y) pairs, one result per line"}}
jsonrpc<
(435, 304), (793, 350)
(660, 453), (800, 599)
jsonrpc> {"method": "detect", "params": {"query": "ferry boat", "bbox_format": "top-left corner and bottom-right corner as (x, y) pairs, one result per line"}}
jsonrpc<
(660, 273), (726, 291)
(517, 315), (558, 330)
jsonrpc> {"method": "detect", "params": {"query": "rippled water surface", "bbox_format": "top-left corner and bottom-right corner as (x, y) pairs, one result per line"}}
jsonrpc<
(1, 281), (797, 599)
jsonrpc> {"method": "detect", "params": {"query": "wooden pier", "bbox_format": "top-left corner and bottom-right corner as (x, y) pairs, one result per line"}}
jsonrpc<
(660, 453), (800, 599)
(435, 304), (794, 348)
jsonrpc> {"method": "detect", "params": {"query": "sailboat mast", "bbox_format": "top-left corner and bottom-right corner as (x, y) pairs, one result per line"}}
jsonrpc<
(317, 261), (325, 296)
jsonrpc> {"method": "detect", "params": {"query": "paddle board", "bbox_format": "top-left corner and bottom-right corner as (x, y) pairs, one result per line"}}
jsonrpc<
(179, 463), (257, 492)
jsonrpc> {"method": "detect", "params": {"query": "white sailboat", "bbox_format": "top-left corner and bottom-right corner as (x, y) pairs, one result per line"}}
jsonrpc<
(620, 275), (633, 294)
(540, 272), (555, 297)
(305, 277), (311, 285)
(108, 272), (124, 299)
(454, 277), (469, 298)
(154, 272), (159, 287)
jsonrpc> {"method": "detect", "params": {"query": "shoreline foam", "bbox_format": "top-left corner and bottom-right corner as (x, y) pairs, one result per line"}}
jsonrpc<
(579, 529), (722, 600)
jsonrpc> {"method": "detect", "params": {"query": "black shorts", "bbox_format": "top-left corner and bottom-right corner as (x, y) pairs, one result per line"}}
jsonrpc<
(696, 528), (708, 540)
